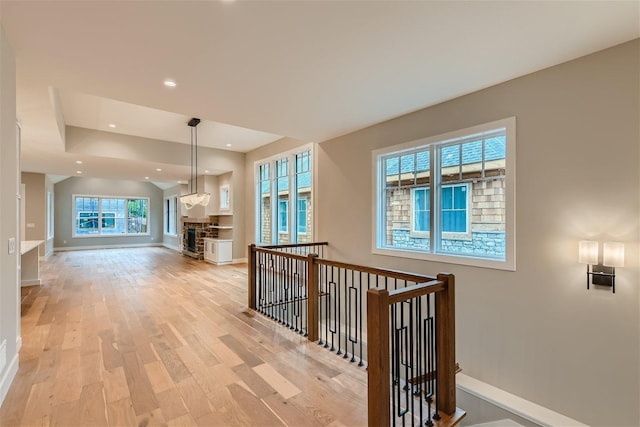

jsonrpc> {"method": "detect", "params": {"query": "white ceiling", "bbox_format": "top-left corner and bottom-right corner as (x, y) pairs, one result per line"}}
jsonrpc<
(0, 0), (638, 187)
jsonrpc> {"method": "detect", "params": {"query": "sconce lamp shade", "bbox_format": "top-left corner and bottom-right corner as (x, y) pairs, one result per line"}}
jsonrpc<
(603, 242), (624, 267)
(578, 240), (598, 264)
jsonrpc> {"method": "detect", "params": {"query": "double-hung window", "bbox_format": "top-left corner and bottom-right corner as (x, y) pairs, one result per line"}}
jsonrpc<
(255, 145), (313, 245)
(73, 195), (149, 237)
(374, 117), (515, 270)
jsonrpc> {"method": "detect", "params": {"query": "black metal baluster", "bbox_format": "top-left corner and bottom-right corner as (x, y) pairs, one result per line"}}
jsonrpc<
(330, 267), (336, 351)
(416, 296), (423, 426)
(391, 303), (397, 427)
(409, 298), (415, 425)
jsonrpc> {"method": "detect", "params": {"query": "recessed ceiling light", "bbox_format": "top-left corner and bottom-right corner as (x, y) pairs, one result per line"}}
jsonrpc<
(108, 123), (116, 128)
(164, 79), (176, 87)
(76, 170), (82, 174)
(204, 170), (210, 173)
(145, 177), (149, 180)
(177, 180), (184, 184)
(156, 168), (162, 172)
(75, 160), (83, 164)
(226, 143), (232, 147)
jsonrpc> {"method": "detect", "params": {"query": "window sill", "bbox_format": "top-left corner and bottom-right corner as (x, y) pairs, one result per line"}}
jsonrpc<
(372, 246), (515, 271)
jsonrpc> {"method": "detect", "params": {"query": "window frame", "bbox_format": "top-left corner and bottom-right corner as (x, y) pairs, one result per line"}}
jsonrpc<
(297, 198), (308, 234)
(72, 194), (151, 238)
(278, 199), (289, 234)
(372, 117), (516, 271)
(254, 143), (315, 245)
(164, 195), (178, 236)
(410, 187), (430, 236)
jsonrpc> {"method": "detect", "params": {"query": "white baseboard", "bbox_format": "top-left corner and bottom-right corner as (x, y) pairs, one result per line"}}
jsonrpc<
(21, 279), (41, 287)
(456, 373), (587, 427)
(232, 257), (248, 264)
(162, 243), (182, 252)
(54, 243), (163, 252)
(0, 352), (19, 407)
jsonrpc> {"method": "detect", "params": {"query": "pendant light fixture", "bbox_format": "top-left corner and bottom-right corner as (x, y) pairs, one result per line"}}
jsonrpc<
(180, 118), (210, 209)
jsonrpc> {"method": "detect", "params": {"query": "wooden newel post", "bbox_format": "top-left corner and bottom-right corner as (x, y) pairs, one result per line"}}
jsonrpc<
(436, 273), (456, 416)
(367, 288), (390, 426)
(248, 244), (257, 310)
(306, 253), (319, 342)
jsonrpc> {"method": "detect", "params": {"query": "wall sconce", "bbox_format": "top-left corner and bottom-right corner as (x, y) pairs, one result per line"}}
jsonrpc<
(578, 241), (624, 293)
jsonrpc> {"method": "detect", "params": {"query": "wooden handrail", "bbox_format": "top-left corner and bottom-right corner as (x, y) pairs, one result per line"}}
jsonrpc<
(248, 243), (459, 425)
(316, 258), (436, 284)
(252, 246), (309, 262)
(388, 279), (444, 303)
(260, 241), (329, 249)
(367, 273), (457, 426)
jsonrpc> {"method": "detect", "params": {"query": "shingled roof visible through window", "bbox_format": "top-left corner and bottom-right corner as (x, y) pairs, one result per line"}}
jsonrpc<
(385, 135), (505, 176)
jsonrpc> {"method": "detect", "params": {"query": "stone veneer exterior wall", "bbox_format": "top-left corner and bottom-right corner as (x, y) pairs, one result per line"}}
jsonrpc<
(386, 177), (505, 254)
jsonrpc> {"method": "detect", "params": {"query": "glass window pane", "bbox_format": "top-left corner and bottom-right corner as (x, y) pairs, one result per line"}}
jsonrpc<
(441, 145), (460, 182)
(295, 150), (312, 243)
(75, 196), (99, 235)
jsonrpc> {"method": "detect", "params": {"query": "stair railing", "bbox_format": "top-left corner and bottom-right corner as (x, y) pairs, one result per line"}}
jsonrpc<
(248, 243), (459, 425)
(367, 274), (457, 426)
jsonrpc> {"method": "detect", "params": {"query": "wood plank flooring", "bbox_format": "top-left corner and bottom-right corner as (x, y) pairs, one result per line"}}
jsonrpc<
(0, 248), (367, 426)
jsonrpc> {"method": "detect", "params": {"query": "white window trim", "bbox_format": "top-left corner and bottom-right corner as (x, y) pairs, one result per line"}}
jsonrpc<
(297, 198), (308, 235)
(278, 199), (289, 234)
(410, 183), (472, 238)
(410, 187), (430, 237)
(254, 143), (315, 245)
(164, 195), (178, 237)
(72, 194), (151, 238)
(47, 191), (54, 240)
(372, 117), (516, 271)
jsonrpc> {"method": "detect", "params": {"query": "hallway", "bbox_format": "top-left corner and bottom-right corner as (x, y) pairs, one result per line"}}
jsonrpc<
(0, 248), (367, 426)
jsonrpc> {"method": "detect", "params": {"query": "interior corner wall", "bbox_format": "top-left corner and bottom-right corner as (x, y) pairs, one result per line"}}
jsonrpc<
(53, 177), (163, 249)
(0, 23), (19, 405)
(21, 172), (46, 255)
(316, 40), (639, 426)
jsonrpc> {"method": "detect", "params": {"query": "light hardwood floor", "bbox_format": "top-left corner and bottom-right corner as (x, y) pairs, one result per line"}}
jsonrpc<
(0, 247), (367, 426)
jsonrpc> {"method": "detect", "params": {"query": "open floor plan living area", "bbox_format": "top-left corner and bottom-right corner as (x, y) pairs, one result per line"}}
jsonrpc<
(0, 1), (639, 426)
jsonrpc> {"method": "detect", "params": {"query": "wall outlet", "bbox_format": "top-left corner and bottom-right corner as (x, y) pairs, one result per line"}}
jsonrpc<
(0, 339), (6, 373)
(26, 223), (35, 228)
(8, 237), (15, 254)
(63, 240), (67, 244)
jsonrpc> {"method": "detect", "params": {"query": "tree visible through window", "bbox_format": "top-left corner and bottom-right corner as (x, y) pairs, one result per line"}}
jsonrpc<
(73, 195), (149, 237)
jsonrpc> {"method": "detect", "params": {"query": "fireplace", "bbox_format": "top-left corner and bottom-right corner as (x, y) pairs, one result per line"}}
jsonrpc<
(187, 228), (196, 253)
(181, 217), (215, 259)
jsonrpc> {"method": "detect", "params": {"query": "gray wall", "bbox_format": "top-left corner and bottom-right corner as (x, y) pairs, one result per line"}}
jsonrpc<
(54, 177), (163, 249)
(21, 172), (46, 256)
(64, 127), (248, 260)
(314, 40), (639, 425)
(0, 23), (19, 405)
